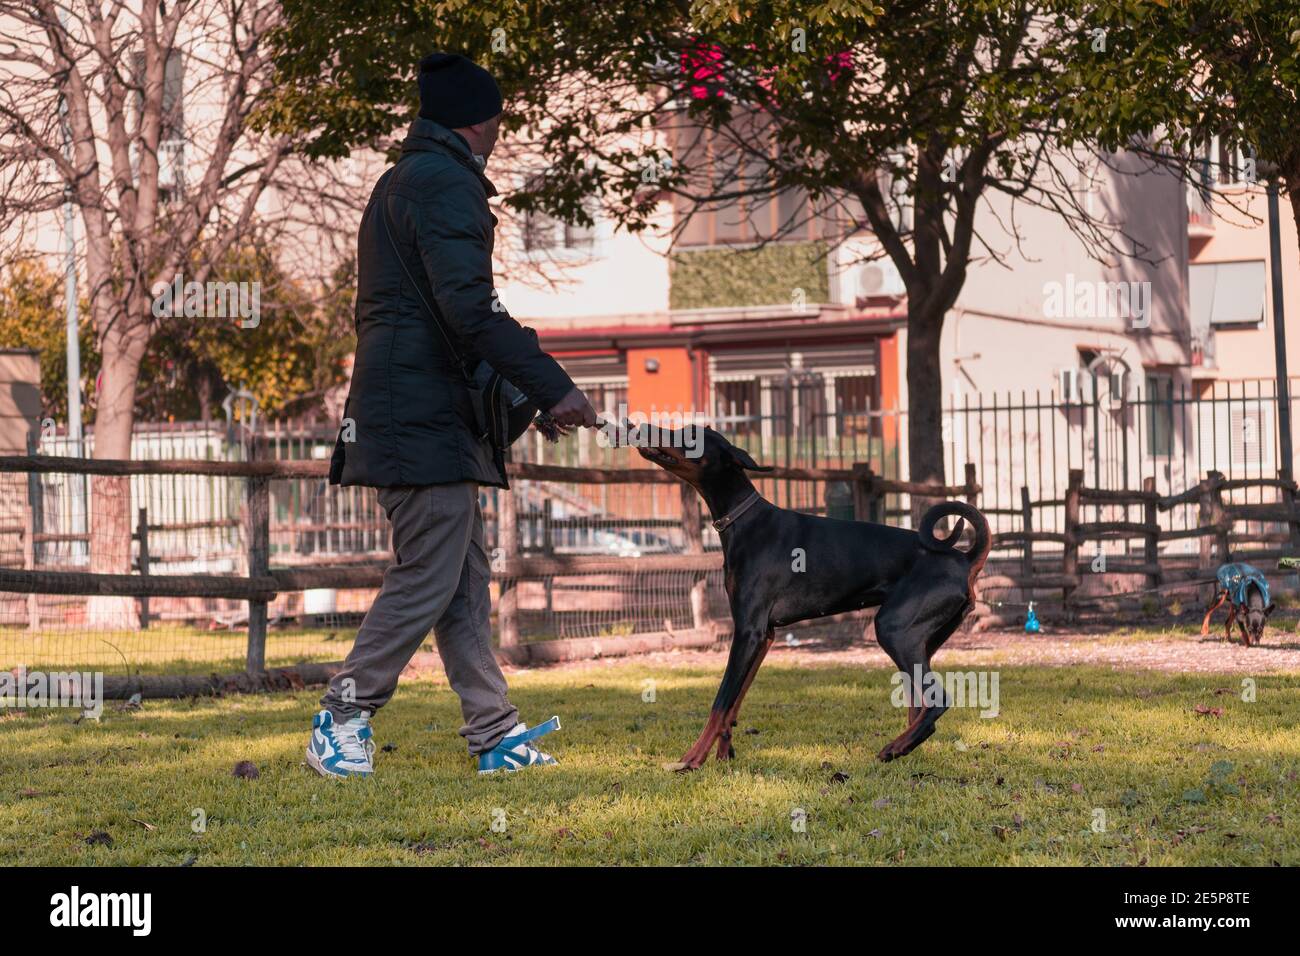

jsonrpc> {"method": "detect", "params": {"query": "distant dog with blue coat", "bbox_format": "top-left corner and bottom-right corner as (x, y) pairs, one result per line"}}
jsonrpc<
(1202, 562), (1275, 646)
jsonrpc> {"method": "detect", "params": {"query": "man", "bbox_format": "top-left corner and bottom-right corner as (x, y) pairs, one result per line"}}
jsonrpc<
(308, 52), (598, 778)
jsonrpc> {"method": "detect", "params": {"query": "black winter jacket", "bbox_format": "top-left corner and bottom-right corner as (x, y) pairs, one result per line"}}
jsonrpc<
(329, 118), (574, 488)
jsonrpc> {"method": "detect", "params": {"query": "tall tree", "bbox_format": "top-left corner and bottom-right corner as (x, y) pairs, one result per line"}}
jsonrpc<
(0, 1), (359, 622)
(263, 0), (1147, 493)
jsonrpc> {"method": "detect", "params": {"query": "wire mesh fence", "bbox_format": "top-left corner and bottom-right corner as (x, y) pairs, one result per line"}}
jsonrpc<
(7, 371), (1298, 683)
(0, 451), (870, 681)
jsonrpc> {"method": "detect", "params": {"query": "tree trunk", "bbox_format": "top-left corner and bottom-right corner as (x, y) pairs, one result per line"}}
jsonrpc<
(906, 303), (946, 522)
(85, 329), (146, 629)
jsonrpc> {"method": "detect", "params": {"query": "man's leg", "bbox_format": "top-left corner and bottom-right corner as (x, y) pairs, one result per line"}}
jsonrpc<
(321, 483), (477, 718)
(432, 496), (520, 754)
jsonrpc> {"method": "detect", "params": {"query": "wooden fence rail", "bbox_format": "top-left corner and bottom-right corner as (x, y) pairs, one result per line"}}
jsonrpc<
(986, 467), (1300, 615)
(0, 454), (976, 672)
(2, 450), (1295, 666)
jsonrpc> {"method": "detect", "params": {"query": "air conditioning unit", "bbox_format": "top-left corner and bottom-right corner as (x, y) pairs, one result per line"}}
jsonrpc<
(853, 260), (906, 299)
(1058, 367), (1081, 403)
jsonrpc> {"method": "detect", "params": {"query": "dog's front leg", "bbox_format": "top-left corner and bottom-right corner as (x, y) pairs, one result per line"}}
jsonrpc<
(671, 624), (771, 772)
(1201, 590), (1227, 636)
(715, 627), (775, 761)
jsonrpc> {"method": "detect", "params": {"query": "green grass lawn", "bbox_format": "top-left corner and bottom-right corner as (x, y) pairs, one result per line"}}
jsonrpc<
(0, 625), (351, 675)
(2, 663), (1298, 865)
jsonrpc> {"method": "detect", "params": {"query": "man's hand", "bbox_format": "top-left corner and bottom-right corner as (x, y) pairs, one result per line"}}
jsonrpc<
(547, 386), (598, 427)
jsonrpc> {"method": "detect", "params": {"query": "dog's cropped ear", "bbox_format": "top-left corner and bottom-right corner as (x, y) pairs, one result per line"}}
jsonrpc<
(725, 443), (773, 472)
(1265, 602), (1277, 619)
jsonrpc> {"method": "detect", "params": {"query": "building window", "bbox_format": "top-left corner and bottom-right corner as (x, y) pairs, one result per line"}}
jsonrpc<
(669, 114), (860, 247)
(579, 381), (628, 420)
(714, 378), (762, 443)
(522, 176), (598, 253)
(835, 374), (874, 438)
(1230, 405), (1266, 470)
(1189, 260), (1267, 328)
(131, 50), (186, 202)
(1145, 372), (1175, 457)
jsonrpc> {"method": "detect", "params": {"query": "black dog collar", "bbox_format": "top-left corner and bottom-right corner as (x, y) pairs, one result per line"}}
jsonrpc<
(712, 492), (761, 533)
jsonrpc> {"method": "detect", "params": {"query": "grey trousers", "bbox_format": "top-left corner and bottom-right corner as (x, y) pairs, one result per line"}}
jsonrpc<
(320, 483), (519, 754)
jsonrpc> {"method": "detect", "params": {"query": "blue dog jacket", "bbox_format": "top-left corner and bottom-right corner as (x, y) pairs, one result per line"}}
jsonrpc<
(1216, 563), (1270, 607)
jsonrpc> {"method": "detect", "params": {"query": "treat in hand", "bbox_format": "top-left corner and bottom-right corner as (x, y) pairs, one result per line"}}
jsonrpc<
(532, 412), (567, 443)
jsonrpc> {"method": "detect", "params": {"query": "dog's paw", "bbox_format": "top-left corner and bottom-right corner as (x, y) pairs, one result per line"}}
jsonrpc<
(664, 752), (709, 772)
(662, 760), (693, 772)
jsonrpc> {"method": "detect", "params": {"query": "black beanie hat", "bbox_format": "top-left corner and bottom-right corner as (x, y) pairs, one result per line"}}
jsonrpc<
(417, 53), (503, 129)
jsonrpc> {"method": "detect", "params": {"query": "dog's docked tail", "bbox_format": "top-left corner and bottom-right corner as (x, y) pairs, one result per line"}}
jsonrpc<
(918, 502), (991, 572)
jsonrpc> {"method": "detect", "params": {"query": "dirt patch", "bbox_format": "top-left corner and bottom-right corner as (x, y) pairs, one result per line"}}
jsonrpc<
(483, 624), (1300, 676)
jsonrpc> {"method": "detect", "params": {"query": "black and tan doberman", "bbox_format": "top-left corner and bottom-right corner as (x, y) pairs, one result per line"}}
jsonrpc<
(635, 426), (990, 769)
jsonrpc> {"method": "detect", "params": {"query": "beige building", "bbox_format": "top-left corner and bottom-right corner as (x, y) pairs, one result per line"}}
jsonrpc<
(4, 14), (1291, 507)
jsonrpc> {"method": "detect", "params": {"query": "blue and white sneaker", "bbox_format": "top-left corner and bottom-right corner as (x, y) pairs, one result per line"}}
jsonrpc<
(477, 716), (561, 774)
(306, 709), (374, 778)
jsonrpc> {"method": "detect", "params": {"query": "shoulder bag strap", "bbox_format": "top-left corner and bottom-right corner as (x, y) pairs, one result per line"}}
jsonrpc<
(374, 170), (474, 384)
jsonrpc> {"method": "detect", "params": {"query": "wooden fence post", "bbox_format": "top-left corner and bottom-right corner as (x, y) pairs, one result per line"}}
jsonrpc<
(681, 482), (709, 631)
(1196, 476), (1215, 569)
(541, 498), (554, 616)
(497, 485), (519, 648)
(136, 506), (151, 630)
(1206, 470), (1229, 564)
(1063, 468), (1083, 614)
(851, 463), (879, 522)
(1141, 476), (1161, 591)
(964, 463), (979, 507)
(246, 475), (270, 674)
